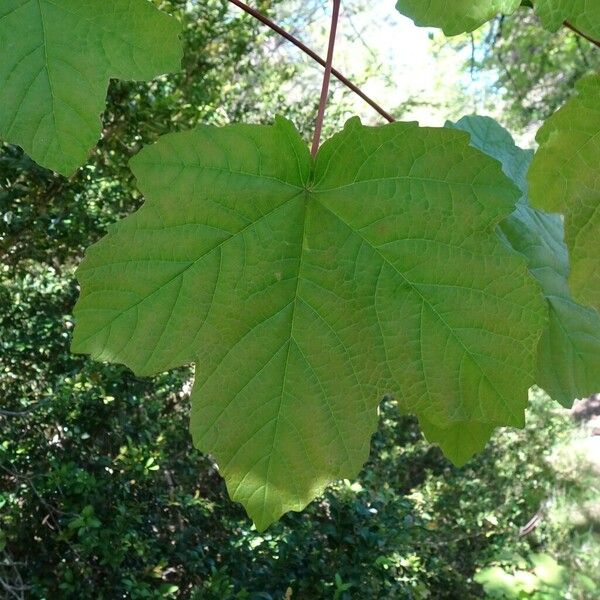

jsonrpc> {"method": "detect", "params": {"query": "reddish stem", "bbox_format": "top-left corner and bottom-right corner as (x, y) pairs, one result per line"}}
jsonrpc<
(564, 20), (600, 49)
(227, 0), (395, 123)
(311, 0), (342, 157)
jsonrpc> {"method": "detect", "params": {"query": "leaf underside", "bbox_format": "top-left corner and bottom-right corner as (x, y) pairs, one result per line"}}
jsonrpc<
(535, 0), (600, 40)
(72, 117), (545, 529)
(418, 416), (495, 467)
(0, 0), (182, 175)
(395, 0), (521, 35)
(450, 115), (600, 413)
(529, 75), (600, 314)
(394, 0), (600, 39)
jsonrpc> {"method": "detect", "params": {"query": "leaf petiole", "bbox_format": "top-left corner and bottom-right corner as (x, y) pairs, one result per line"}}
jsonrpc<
(227, 0), (394, 123)
(311, 0), (342, 156)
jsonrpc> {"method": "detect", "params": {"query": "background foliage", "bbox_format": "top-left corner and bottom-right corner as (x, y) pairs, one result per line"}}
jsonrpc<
(1, 1), (599, 598)
(444, 9), (600, 134)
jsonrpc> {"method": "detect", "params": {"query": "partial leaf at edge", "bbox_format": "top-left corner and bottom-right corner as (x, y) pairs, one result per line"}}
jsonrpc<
(395, 0), (521, 35)
(0, 0), (183, 175)
(529, 74), (600, 313)
(451, 114), (600, 407)
(535, 0), (600, 41)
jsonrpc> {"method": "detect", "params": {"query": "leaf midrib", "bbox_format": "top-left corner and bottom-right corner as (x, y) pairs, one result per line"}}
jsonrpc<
(257, 190), (307, 527)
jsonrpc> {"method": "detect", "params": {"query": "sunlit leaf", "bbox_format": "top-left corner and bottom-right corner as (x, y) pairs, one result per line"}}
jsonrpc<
(0, 0), (182, 175)
(72, 117), (545, 528)
(535, 0), (600, 41)
(395, 0), (520, 35)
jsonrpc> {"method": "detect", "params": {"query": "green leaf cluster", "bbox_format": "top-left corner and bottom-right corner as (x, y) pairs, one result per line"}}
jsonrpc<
(1, 0), (599, 531)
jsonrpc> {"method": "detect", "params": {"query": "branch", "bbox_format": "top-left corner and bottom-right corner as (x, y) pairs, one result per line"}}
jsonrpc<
(564, 20), (600, 49)
(227, 0), (395, 123)
(0, 576), (26, 600)
(311, 0), (341, 156)
(0, 400), (50, 417)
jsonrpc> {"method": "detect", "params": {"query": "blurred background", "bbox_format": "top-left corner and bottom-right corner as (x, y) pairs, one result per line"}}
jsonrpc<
(1, 1), (600, 598)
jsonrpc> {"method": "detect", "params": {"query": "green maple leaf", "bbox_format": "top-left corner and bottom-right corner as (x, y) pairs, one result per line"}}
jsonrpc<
(452, 114), (600, 408)
(0, 0), (182, 176)
(529, 75), (600, 313)
(395, 0), (521, 35)
(535, 0), (600, 40)
(72, 117), (545, 529)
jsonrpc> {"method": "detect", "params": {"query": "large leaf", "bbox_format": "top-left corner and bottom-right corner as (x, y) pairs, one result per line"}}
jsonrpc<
(452, 115), (600, 408)
(529, 75), (600, 312)
(395, 0), (521, 35)
(72, 117), (545, 529)
(0, 0), (182, 176)
(535, 0), (600, 41)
